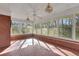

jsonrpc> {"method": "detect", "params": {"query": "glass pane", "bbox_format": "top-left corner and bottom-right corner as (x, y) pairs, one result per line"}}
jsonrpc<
(42, 24), (48, 35)
(11, 20), (33, 35)
(48, 20), (58, 36)
(11, 20), (25, 35)
(59, 18), (72, 38)
(76, 15), (79, 40)
(36, 24), (41, 35)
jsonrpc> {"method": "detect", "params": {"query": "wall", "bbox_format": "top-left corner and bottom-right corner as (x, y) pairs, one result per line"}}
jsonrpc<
(0, 15), (11, 48)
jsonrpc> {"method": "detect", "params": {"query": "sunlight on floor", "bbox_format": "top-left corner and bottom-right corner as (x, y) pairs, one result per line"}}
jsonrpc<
(0, 38), (77, 56)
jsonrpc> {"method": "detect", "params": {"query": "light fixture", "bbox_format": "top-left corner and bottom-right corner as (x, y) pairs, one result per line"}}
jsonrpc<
(26, 17), (30, 21)
(45, 3), (53, 13)
(26, 17), (33, 24)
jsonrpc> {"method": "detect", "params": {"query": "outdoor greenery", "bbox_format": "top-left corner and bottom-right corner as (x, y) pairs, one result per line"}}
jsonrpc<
(11, 16), (79, 40)
(76, 15), (79, 40)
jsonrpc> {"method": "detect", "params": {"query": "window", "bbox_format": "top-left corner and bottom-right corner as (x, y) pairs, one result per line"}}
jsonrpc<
(11, 20), (25, 35)
(58, 17), (72, 38)
(11, 16), (73, 39)
(42, 23), (48, 35)
(48, 20), (58, 37)
(76, 15), (79, 40)
(11, 20), (33, 35)
(33, 24), (37, 34)
(35, 24), (41, 35)
(26, 24), (33, 34)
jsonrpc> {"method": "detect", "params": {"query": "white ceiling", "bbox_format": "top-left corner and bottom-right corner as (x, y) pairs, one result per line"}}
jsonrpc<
(0, 3), (79, 23)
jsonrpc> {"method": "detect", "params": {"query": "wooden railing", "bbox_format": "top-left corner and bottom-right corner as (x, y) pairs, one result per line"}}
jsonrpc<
(11, 34), (79, 51)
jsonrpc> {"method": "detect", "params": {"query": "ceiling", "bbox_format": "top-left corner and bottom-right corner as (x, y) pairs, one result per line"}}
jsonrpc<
(0, 3), (79, 23)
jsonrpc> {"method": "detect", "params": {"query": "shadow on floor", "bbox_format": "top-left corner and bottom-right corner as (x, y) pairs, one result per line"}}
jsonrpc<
(0, 44), (60, 56)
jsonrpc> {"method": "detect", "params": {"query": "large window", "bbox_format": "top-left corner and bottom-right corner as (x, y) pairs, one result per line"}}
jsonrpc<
(11, 21), (25, 35)
(33, 24), (37, 34)
(35, 24), (41, 35)
(41, 23), (48, 35)
(58, 17), (72, 38)
(11, 15), (79, 41)
(26, 24), (33, 34)
(11, 20), (33, 35)
(76, 15), (79, 40)
(48, 20), (58, 37)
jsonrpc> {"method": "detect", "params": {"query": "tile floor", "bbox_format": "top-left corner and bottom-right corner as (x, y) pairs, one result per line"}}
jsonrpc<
(0, 38), (79, 56)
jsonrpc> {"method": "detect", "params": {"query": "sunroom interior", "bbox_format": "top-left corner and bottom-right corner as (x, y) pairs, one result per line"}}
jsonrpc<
(0, 3), (79, 56)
